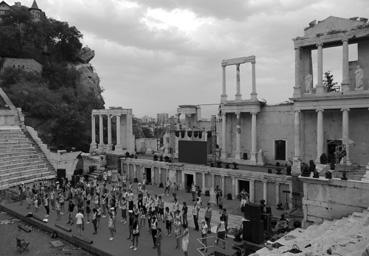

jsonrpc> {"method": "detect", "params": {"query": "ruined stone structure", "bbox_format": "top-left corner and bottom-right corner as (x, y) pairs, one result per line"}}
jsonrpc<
(0, 0), (45, 22)
(90, 108), (134, 154)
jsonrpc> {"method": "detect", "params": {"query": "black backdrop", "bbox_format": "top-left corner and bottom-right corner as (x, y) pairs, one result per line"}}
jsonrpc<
(178, 140), (208, 165)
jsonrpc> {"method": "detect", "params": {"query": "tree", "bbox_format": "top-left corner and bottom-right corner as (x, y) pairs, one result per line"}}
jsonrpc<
(323, 71), (338, 92)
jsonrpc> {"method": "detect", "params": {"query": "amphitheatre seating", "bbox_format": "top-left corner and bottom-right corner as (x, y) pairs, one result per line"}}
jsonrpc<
(253, 209), (369, 256)
(0, 127), (55, 190)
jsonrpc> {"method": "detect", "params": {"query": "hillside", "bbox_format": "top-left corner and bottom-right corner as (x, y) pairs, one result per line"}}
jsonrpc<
(0, 5), (105, 152)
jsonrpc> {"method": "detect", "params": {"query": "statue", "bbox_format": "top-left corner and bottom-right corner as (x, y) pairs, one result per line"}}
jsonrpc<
(355, 65), (364, 90)
(305, 73), (313, 93)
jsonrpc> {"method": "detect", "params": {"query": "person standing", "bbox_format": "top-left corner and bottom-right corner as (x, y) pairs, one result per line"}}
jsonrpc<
(92, 208), (98, 234)
(173, 211), (182, 249)
(182, 202), (188, 227)
(75, 210), (84, 235)
(164, 207), (173, 236)
(151, 215), (158, 248)
(130, 214), (140, 251)
(204, 203), (212, 234)
(108, 210), (116, 240)
(67, 199), (75, 225)
(200, 220), (208, 252)
(192, 201), (200, 231)
(44, 194), (50, 217)
(156, 227), (162, 256)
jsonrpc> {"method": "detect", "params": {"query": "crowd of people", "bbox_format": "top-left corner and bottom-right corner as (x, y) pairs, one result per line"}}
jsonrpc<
(18, 171), (231, 255)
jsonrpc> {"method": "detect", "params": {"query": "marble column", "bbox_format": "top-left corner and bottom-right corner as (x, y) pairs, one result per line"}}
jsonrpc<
(341, 38), (350, 92)
(158, 168), (162, 184)
(341, 108), (351, 165)
(251, 61), (257, 100)
(294, 110), (301, 159)
(316, 109), (324, 163)
(115, 115), (122, 151)
(235, 64), (242, 100)
(181, 171), (185, 190)
(202, 173), (206, 192)
(99, 114), (104, 148)
(221, 175), (225, 196)
(134, 164), (137, 179)
(221, 65), (227, 102)
(107, 114), (112, 150)
(250, 112), (257, 163)
(293, 47), (302, 98)
(211, 174), (215, 189)
(90, 114), (96, 147)
(288, 183), (293, 210)
(249, 179), (255, 203)
(275, 182), (280, 204)
(316, 42), (324, 94)
(235, 112), (241, 160)
(263, 181), (267, 203)
(231, 177), (236, 198)
(221, 113), (227, 159)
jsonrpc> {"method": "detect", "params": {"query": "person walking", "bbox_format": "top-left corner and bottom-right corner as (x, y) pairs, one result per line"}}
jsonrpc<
(164, 207), (173, 236)
(182, 202), (188, 227)
(215, 216), (226, 249)
(181, 224), (189, 256)
(192, 201), (200, 231)
(44, 194), (50, 217)
(173, 211), (182, 249)
(67, 199), (75, 225)
(108, 210), (116, 240)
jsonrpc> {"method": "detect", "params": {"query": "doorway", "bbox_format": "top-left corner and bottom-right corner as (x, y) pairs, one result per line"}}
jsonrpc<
(238, 180), (250, 194)
(145, 168), (152, 185)
(274, 140), (286, 161)
(327, 140), (342, 163)
(185, 174), (194, 193)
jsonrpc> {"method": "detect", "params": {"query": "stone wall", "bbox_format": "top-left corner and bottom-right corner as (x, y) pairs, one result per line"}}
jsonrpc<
(301, 176), (369, 224)
(358, 38), (369, 90)
(135, 138), (158, 154)
(1, 58), (42, 73)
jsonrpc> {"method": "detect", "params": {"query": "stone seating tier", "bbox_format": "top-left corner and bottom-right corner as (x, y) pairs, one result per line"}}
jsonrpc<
(253, 208), (369, 256)
(0, 128), (55, 190)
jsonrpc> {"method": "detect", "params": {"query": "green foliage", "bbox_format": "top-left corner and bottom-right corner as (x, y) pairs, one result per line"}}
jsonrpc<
(323, 71), (338, 92)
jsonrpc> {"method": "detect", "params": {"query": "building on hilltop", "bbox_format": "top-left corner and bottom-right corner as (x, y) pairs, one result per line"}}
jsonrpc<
(0, 57), (42, 73)
(0, 0), (45, 22)
(156, 113), (169, 126)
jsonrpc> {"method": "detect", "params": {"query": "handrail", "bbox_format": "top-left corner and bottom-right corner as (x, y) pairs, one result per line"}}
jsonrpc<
(196, 235), (227, 256)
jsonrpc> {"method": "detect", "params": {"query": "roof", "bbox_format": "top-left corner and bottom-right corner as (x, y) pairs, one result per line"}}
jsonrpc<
(30, 0), (39, 10)
(0, 1), (10, 7)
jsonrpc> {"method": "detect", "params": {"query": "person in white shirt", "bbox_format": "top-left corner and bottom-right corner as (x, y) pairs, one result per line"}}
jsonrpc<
(200, 220), (208, 252)
(75, 210), (84, 235)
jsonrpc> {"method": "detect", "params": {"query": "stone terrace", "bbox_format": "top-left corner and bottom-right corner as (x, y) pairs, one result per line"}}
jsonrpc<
(0, 126), (55, 189)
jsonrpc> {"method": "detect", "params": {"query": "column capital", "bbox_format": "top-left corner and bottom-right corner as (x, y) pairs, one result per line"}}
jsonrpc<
(294, 109), (301, 113)
(316, 41), (324, 47)
(341, 107), (350, 112)
(250, 110), (258, 115)
(316, 108), (324, 113)
(294, 46), (301, 50)
(236, 64), (240, 69)
(235, 111), (241, 119)
(342, 37), (349, 43)
(251, 60), (256, 64)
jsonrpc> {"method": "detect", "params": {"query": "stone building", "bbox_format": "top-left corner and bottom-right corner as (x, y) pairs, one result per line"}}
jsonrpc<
(0, 0), (45, 22)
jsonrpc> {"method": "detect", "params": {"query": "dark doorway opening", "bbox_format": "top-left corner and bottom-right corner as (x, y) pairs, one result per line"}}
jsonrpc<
(185, 174), (194, 193)
(327, 140), (342, 163)
(275, 140), (286, 161)
(145, 168), (152, 185)
(238, 180), (250, 195)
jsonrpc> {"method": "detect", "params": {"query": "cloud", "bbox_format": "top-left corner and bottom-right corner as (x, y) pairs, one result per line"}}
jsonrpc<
(19, 0), (369, 117)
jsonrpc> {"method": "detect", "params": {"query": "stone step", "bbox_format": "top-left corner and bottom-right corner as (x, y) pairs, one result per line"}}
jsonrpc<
(0, 138), (30, 143)
(0, 147), (37, 155)
(0, 163), (48, 174)
(0, 172), (56, 189)
(0, 156), (43, 166)
(0, 167), (50, 180)
(0, 160), (47, 170)
(0, 143), (34, 149)
(0, 153), (41, 162)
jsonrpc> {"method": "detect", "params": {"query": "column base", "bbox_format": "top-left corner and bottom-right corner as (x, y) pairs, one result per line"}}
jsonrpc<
(235, 94), (242, 101)
(250, 92), (258, 101)
(106, 144), (113, 151)
(293, 86), (302, 98)
(250, 152), (257, 164)
(316, 85), (325, 94)
(234, 152), (241, 160)
(221, 94), (228, 103)
(89, 143), (97, 152)
(114, 144), (123, 152)
(341, 83), (351, 93)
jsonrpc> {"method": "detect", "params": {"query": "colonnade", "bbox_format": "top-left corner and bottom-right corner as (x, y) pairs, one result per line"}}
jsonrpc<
(221, 56), (257, 102)
(90, 109), (133, 153)
(295, 38), (352, 94)
(221, 111), (258, 162)
(121, 160), (292, 208)
(294, 108), (352, 165)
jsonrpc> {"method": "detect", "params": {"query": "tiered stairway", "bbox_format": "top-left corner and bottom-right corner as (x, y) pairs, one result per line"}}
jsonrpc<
(253, 209), (369, 256)
(0, 127), (55, 189)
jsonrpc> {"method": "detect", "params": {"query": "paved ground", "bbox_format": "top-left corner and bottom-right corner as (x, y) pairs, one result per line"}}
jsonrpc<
(0, 198), (239, 256)
(0, 210), (91, 256)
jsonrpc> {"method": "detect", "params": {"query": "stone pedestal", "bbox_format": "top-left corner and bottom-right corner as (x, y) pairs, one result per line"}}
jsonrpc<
(293, 86), (302, 98)
(316, 85), (325, 94)
(341, 83), (351, 93)
(89, 143), (97, 153)
(292, 158), (301, 176)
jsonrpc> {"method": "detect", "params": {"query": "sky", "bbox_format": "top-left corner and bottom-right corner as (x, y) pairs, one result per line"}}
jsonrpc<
(21, 0), (369, 117)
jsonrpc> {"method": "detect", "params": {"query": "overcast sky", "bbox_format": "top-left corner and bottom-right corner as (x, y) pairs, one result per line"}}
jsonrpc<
(23, 0), (369, 117)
